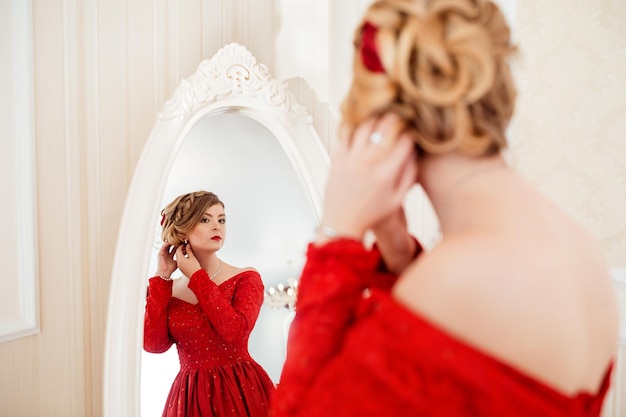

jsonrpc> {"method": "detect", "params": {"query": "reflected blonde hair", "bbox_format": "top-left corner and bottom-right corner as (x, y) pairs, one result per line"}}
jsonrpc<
(160, 191), (224, 245)
(341, 0), (517, 156)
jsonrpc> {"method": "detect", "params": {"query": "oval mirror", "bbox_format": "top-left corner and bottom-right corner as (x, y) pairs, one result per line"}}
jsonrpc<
(103, 43), (330, 417)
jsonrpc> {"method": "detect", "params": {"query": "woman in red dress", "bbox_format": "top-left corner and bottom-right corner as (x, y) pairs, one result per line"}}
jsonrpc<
(144, 191), (275, 417)
(271, 1), (619, 416)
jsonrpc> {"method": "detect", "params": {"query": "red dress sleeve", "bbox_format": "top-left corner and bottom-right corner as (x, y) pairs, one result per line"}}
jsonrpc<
(188, 269), (265, 344)
(143, 276), (175, 353)
(272, 238), (613, 417)
(272, 239), (387, 417)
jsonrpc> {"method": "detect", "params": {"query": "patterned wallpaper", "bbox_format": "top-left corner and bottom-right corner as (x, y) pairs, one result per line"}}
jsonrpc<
(507, 1), (626, 268)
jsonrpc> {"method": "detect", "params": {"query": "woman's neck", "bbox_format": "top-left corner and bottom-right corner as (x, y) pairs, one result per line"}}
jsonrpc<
(195, 252), (221, 274)
(419, 152), (510, 233)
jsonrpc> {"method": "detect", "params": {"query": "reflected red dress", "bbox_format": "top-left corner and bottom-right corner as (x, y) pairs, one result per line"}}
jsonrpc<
(271, 239), (613, 417)
(144, 269), (275, 417)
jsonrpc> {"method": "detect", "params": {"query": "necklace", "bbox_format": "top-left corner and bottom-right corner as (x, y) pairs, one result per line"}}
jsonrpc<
(210, 261), (222, 281)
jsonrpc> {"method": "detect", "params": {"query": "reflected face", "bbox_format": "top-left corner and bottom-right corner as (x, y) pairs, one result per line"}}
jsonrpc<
(187, 204), (226, 253)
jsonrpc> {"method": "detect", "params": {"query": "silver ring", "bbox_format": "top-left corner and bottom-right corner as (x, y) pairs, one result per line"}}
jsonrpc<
(369, 131), (384, 145)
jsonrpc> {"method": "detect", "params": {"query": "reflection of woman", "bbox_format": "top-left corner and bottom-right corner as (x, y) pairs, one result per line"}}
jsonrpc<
(144, 190), (275, 417)
(272, 1), (618, 416)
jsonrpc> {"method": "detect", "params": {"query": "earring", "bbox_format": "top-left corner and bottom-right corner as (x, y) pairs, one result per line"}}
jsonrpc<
(184, 239), (188, 245)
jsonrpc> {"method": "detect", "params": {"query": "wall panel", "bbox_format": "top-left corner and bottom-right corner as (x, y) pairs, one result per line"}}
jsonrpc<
(0, 0), (39, 345)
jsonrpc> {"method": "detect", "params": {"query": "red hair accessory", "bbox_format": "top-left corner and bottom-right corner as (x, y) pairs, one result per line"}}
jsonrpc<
(360, 22), (385, 73)
(160, 212), (166, 226)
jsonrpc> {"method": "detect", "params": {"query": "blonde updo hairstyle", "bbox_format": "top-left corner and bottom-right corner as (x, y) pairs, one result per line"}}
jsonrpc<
(341, 0), (517, 156)
(160, 191), (224, 245)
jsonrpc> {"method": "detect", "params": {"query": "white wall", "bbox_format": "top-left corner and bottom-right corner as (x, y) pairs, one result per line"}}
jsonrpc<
(0, 1), (625, 416)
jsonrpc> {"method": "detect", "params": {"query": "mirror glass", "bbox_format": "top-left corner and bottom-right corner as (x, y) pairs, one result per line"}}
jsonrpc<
(139, 111), (318, 415)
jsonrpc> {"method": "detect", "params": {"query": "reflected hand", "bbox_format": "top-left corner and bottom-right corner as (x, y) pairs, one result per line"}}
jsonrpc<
(319, 113), (418, 242)
(155, 242), (178, 278)
(175, 243), (201, 278)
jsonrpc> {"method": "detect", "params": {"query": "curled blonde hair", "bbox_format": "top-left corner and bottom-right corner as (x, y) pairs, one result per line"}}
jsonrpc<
(341, 0), (517, 156)
(160, 191), (224, 245)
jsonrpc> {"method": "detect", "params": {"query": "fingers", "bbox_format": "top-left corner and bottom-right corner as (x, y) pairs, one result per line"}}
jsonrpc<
(174, 243), (202, 278)
(159, 242), (176, 260)
(351, 113), (407, 154)
(388, 131), (419, 188)
(156, 242), (177, 277)
(175, 243), (198, 262)
(159, 242), (171, 254)
(358, 114), (418, 190)
(349, 117), (379, 148)
(175, 244), (187, 260)
(183, 243), (194, 259)
(395, 142), (419, 195)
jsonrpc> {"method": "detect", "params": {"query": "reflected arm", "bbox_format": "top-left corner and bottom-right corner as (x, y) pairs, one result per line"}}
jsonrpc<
(143, 277), (175, 353)
(188, 269), (264, 344)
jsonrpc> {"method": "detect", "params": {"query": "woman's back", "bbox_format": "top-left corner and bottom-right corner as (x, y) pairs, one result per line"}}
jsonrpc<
(394, 168), (618, 396)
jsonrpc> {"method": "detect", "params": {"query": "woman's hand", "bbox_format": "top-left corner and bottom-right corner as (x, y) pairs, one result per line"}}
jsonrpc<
(175, 243), (202, 278)
(155, 242), (178, 278)
(318, 113), (418, 243)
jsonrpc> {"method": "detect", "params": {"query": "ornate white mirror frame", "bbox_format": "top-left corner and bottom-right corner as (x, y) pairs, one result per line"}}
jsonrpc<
(103, 43), (329, 417)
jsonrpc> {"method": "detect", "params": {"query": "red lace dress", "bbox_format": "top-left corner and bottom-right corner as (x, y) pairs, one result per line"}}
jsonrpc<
(271, 239), (613, 417)
(144, 269), (275, 417)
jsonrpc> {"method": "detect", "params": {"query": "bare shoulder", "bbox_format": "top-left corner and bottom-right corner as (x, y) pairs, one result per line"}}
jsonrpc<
(392, 234), (508, 320)
(233, 267), (262, 287)
(237, 266), (259, 276)
(392, 232), (618, 394)
(222, 262), (258, 276)
(233, 266), (261, 282)
(212, 263), (260, 286)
